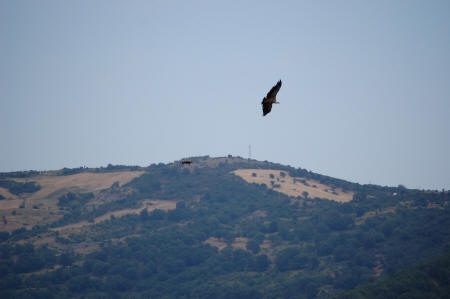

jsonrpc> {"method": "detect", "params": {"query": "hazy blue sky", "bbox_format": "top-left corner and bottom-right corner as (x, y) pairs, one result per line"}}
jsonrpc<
(1, 1), (449, 190)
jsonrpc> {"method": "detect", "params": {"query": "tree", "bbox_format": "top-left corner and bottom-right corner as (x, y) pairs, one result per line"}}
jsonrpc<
(246, 239), (260, 254)
(149, 209), (166, 220)
(139, 208), (149, 220)
(59, 252), (74, 267)
(276, 247), (309, 271)
(267, 221), (278, 233)
(250, 254), (271, 272)
(0, 231), (9, 242)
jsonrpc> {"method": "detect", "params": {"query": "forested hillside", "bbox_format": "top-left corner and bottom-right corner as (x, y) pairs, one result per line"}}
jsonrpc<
(334, 251), (450, 299)
(0, 156), (449, 298)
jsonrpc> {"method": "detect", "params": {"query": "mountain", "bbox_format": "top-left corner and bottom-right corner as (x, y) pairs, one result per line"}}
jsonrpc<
(0, 156), (449, 298)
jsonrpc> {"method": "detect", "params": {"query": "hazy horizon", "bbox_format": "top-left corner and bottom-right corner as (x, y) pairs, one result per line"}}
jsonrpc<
(1, 1), (449, 190)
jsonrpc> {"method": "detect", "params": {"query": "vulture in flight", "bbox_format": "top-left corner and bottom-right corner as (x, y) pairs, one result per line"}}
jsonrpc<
(261, 80), (282, 116)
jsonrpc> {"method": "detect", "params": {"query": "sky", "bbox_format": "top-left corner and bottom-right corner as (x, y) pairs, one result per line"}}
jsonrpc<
(1, 1), (450, 190)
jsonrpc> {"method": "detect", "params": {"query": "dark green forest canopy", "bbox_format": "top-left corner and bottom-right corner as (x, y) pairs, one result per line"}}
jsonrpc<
(333, 251), (450, 299)
(0, 157), (449, 298)
(0, 180), (40, 195)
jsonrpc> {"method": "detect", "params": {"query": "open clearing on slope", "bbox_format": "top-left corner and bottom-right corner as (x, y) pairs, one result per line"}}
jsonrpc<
(0, 199), (22, 210)
(233, 169), (353, 202)
(0, 187), (18, 200)
(13, 171), (145, 200)
(0, 171), (145, 232)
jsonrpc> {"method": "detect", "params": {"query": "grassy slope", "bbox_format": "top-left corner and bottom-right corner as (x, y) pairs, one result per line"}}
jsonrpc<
(0, 170), (144, 232)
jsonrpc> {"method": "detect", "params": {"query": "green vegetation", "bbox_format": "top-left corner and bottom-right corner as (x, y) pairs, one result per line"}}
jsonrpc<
(0, 157), (449, 298)
(0, 180), (41, 195)
(334, 251), (450, 299)
(57, 192), (94, 209)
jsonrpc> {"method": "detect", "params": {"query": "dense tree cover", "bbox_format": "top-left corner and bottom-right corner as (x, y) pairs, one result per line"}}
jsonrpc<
(334, 251), (450, 299)
(59, 164), (142, 176)
(0, 243), (63, 283)
(0, 170), (40, 179)
(0, 180), (41, 195)
(0, 157), (449, 298)
(57, 192), (94, 209)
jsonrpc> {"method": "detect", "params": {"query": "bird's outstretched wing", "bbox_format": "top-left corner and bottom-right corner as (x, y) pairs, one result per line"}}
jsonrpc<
(261, 98), (272, 116)
(266, 80), (282, 99)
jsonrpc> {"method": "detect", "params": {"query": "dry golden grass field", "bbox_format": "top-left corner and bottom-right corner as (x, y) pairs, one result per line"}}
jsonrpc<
(0, 187), (18, 199)
(14, 171), (145, 200)
(0, 171), (144, 232)
(233, 169), (354, 202)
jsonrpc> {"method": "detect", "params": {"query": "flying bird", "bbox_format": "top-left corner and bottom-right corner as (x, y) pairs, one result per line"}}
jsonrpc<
(261, 80), (282, 116)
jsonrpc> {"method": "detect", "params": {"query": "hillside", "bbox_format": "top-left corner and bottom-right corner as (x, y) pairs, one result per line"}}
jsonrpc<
(0, 168), (144, 232)
(334, 251), (450, 299)
(233, 169), (354, 202)
(0, 156), (449, 298)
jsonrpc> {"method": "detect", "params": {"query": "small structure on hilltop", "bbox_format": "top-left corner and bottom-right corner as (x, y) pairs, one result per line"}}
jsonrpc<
(181, 160), (192, 165)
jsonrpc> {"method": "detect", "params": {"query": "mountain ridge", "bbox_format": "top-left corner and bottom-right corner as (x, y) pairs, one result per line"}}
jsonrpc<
(0, 156), (448, 298)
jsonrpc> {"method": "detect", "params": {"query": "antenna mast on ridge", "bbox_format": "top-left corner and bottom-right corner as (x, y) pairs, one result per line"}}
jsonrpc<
(248, 144), (251, 160)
